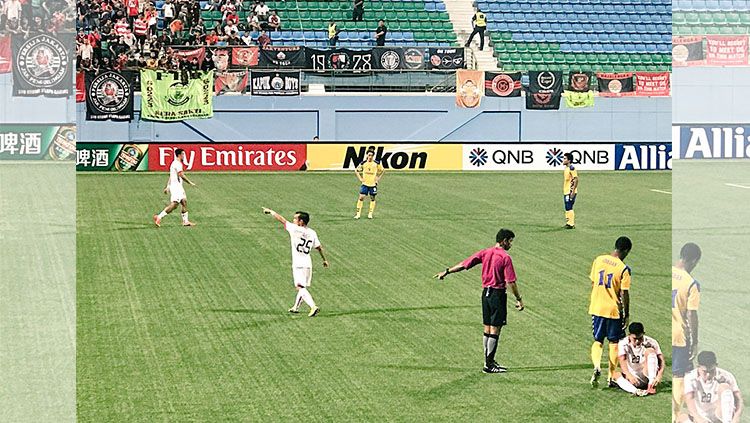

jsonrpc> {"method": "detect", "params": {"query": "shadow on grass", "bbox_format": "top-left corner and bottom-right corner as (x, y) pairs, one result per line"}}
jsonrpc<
(380, 363), (593, 374)
(209, 304), (476, 318)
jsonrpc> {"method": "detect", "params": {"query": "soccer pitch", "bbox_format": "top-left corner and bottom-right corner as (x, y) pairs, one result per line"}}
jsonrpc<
(673, 160), (750, 416)
(77, 171), (670, 422)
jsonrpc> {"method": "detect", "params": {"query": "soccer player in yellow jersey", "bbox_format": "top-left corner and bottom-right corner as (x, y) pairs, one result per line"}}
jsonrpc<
(589, 236), (632, 388)
(672, 242), (702, 420)
(354, 148), (385, 219)
(562, 152), (578, 229)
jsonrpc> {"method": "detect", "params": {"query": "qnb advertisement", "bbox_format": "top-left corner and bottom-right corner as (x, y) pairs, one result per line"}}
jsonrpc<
(463, 143), (671, 171)
(76, 143), (306, 171)
(673, 125), (750, 159)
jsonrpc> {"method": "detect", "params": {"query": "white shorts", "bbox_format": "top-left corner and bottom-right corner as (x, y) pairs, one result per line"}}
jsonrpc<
(170, 185), (186, 203)
(292, 267), (312, 287)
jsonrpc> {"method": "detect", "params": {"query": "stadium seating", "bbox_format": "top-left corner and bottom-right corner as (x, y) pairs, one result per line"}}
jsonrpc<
(186, 0), (458, 49)
(476, 0), (672, 71)
(673, 0), (750, 35)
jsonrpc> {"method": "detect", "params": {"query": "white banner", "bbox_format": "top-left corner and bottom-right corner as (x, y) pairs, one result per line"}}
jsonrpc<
(462, 144), (615, 171)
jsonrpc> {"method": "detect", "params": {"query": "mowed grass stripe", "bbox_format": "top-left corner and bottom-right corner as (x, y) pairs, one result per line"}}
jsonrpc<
(78, 171), (670, 422)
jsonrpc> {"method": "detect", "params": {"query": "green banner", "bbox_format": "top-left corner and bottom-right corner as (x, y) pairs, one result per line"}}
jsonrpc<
(140, 70), (214, 122)
(564, 90), (595, 108)
(76, 143), (150, 171)
(0, 125), (76, 160)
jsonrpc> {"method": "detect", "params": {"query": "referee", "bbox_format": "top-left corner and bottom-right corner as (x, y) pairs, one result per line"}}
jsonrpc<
(434, 228), (524, 373)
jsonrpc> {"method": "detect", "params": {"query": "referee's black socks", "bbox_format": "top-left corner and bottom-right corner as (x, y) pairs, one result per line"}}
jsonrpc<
(485, 333), (499, 366)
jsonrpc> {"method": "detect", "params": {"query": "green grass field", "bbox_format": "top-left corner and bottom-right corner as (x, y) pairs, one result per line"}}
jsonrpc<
(0, 162), (76, 423)
(77, 171), (671, 422)
(673, 160), (750, 416)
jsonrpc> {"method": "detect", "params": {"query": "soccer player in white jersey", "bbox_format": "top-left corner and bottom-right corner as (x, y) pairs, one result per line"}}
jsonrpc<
(153, 149), (196, 227)
(612, 322), (664, 397)
(262, 207), (329, 317)
(678, 351), (744, 423)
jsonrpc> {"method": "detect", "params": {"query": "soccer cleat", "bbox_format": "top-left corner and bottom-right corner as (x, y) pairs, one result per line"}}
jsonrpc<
(634, 389), (649, 397)
(564, 224), (575, 229)
(607, 379), (619, 388)
(308, 306), (320, 317)
(153, 214), (161, 227)
(288, 308), (299, 314)
(367, 213), (373, 219)
(482, 364), (507, 374)
(490, 361), (508, 371)
(590, 369), (601, 387)
(183, 221), (196, 227)
(354, 214), (361, 220)
(646, 385), (657, 395)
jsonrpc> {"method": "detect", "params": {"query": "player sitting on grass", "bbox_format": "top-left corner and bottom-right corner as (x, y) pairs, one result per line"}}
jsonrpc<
(153, 148), (196, 227)
(354, 147), (384, 220)
(612, 322), (664, 397)
(262, 207), (329, 317)
(678, 351), (743, 423)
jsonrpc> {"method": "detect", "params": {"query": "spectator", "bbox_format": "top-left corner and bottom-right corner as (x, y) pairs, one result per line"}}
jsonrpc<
(374, 19), (386, 46)
(465, 8), (487, 51)
(257, 29), (270, 48)
(162, 0), (175, 29)
(169, 15), (184, 36)
(5, 0), (24, 23)
(205, 29), (219, 45)
(125, 0), (138, 26)
(114, 16), (129, 36)
(240, 30), (254, 46)
(206, 0), (221, 11)
(266, 10), (279, 31)
(79, 36), (94, 61)
(327, 20), (339, 46)
(247, 12), (261, 32)
(133, 13), (148, 46)
(253, 1), (268, 21)
(352, 0), (364, 22)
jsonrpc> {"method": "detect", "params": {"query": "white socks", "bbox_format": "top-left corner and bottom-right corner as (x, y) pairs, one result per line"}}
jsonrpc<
(720, 389), (735, 423)
(299, 288), (316, 308)
(616, 376), (638, 394)
(158, 210), (167, 219)
(647, 353), (658, 385)
(181, 212), (189, 223)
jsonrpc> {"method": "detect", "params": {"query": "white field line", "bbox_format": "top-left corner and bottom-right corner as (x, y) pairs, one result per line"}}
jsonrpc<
(725, 183), (750, 189)
(650, 189), (672, 195)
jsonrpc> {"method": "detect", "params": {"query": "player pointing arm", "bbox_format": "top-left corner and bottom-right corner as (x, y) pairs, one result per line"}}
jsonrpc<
(435, 263), (524, 311)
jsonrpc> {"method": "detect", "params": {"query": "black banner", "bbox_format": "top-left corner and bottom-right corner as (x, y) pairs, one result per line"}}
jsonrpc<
(307, 48), (374, 72)
(596, 72), (635, 96)
(215, 70), (248, 95)
(85, 71), (135, 121)
(258, 46), (306, 69)
(567, 71), (592, 92)
(525, 70), (563, 110)
(373, 47), (404, 70)
(484, 72), (521, 97)
(672, 37), (705, 66)
(250, 70), (300, 96)
(12, 33), (73, 97)
(427, 48), (465, 70)
(403, 47), (425, 70)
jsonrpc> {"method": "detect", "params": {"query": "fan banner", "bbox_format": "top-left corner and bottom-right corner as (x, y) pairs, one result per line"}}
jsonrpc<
(427, 47), (465, 69)
(596, 72), (634, 97)
(0, 35), (11, 73)
(525, 71), (563, 110)
(215, 70), (248, 95)
(172, 46), (206, 66)
(567, 71), (592, 92)
(563, 91), (594, 108)
(672, 36), (705, 67)
(373, 47), (404, 70)
(705, 36), (749, 66)
(306, 48), (374, 72)
(484, 72), (521, 97)
(85, 71), (136, 121)
(456, 70), (483, 108)
(12, 33), (73, 97)
(250, 70), (300, 96)
(232, 47), (259, 67)
(140, 69), (214, 122)
(635, 72), (671, 97)
(258, 46), (306, 68)
(76, 71), (85, 102)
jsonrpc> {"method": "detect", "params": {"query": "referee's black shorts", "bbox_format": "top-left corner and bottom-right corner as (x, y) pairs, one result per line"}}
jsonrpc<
(482, 287), (507, 327)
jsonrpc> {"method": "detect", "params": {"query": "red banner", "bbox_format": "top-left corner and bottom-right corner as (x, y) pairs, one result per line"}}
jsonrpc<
(232, 47), (259, 67)
(0, 35), (11, 73)
(635, 72), (671, 96)
(173, 47), (207, 66)
(148, 144), (307, 171)
(705, 36), (749, 66)
(76, 71), (85, 102)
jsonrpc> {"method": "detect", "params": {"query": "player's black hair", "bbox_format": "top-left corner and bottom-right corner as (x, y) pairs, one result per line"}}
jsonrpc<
(295, 211), (310, 225)
(628, 322), (645, 336)
(615, 236), (632, 253)
(366, 147), (376, 154)
(175, 148), (184, 157)
(564, 152), (574, 162)
(496, 229), (515, 243)
(680, 242), (702, 263)
(697, 351), (717, 367)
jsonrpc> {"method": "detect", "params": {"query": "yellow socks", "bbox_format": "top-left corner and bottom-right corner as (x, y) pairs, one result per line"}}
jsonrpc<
(591, 341), (603, 370)
(565, 210), (575, 226)
(356, 199), (363, 215)
(673, 377), (684, 418)
(608, 342), (618, 379)
(368, 201), (376, 215)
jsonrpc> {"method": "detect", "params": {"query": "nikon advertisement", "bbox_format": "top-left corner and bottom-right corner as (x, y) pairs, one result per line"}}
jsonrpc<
(0, 125), (76, 161)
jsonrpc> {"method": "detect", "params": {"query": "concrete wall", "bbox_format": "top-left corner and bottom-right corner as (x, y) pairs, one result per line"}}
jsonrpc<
(673, 67), (750, 124)
(0, 74), (75, 124)
(77, 94), (671, 143)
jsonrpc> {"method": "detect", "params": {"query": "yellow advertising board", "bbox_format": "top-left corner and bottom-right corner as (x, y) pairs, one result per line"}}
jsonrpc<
(306, 144), (462, 171)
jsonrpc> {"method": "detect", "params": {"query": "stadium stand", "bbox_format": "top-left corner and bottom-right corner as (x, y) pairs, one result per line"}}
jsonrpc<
(673, 0), (750, 35)
(476, 0), (672, 71)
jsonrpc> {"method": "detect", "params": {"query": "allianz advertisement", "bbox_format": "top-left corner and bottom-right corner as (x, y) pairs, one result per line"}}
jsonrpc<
(462, 143), (671, 171)
(673, 125), (750, 159)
